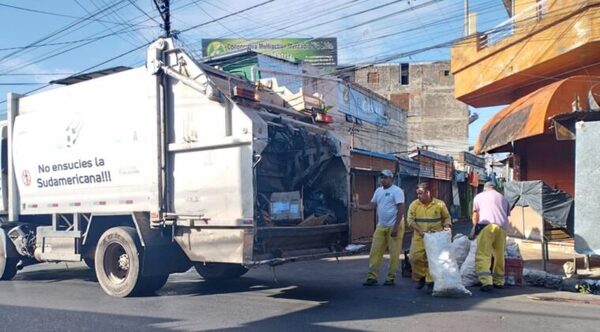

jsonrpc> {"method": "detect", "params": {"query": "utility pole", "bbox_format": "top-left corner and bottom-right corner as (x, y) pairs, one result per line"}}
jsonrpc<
(154, 0), (171, 37)
(464, 0), (469, 36)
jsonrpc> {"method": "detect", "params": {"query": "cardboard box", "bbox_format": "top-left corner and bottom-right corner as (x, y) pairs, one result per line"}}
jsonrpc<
(270, 191), (303, 224)
(505, 257), (523, 286)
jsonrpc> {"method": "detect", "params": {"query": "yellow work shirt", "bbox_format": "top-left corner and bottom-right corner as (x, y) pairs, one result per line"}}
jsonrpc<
(406, 198), (451, 230)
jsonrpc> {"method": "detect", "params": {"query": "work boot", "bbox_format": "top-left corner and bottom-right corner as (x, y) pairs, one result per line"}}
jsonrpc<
(415, 278), (426, 289)
(383, 279), (395, 286)
(493, 284), (505, 289)
(480, 284), (493, 292)
(363, 278), (378, 286)
(426, 282), (434, 294)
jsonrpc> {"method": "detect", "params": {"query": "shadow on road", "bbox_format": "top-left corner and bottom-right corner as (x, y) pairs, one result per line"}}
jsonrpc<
(9, 252), (590, 332)
(14, 264), (97, 283)
(0, 304), (177, 331)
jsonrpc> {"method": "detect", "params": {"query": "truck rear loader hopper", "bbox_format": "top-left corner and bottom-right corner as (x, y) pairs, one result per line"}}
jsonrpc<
(0, 38), (350, 297)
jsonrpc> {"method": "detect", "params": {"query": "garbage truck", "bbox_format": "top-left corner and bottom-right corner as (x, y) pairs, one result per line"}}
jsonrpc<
(0, 38), (350, 297)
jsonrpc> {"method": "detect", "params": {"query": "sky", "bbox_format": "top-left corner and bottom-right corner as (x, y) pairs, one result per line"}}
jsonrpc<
(0, 0), (509, 145)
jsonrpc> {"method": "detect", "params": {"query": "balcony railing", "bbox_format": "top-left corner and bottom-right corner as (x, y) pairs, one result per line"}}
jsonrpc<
(479, 0), (548, 49)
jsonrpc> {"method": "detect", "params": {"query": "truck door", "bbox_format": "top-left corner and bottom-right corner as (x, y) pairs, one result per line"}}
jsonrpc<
(162, 51), (255, 227)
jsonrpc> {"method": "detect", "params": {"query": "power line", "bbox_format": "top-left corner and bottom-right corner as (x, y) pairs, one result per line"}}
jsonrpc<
(193, 0), (443, 71)
(127, 0), (162, 25)
(0, 41), (150, 106)
(178, 0), (371, 51)
(0, 26), (148, 76)
(0, 29), (148, 52)
(77, 0), (149, 46)
(179, 0), (277, 34)
(0, 0), (129, 65)
(0, 73), (76, 76)
(0, 83), (45, 85)
(0, 2), (155, 27)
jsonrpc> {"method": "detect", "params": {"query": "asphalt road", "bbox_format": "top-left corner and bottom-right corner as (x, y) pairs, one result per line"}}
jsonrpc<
(0, 256), (598, 332)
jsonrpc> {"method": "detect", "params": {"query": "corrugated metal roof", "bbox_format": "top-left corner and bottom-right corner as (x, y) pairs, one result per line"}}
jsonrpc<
(351, 148), (397, 161)
(416, 149), (453, 162)
(398, 155), (420, 177)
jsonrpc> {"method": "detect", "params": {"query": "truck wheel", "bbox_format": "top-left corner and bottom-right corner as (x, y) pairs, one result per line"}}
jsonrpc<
(0, 230), (18, 281)
(194, 263), (248, 280)
(95, 227), (144, 297)
(0, 257), (17, 281)
(139, 274), (169, 294)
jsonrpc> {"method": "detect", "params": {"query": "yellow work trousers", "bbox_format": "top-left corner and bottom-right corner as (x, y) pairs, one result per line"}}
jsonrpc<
(409, 221), (443, 283)
(367, 222), (405, 282)
(476, 223), (506, 286)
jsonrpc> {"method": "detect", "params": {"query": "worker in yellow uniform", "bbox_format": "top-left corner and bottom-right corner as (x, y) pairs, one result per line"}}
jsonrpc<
(353, 169), (405, 286)
(469, 181), (510, 292)
(407, 182), (451, 293)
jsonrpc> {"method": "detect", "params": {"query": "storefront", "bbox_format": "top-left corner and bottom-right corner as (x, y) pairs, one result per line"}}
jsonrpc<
(349, 148), (398, 242)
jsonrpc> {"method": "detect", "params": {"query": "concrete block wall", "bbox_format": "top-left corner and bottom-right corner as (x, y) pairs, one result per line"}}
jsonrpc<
(351, 62), (469, 158)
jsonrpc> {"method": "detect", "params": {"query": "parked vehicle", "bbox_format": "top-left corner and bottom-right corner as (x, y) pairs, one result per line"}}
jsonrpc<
(0, 38), (349, 297)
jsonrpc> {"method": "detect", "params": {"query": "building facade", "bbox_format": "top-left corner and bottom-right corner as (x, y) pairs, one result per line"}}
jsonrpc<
(451, 0), (600, 241)
(203, 51), (408, 155)
(340, 62), (470, 158)
(452, 0), (600, 196)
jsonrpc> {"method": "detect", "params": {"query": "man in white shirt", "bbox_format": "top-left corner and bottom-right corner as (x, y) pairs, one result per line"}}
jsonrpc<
(353, 169), (405, 286)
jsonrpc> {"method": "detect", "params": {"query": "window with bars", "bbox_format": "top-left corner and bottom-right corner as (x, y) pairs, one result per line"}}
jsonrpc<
(400, 63), (409, 85)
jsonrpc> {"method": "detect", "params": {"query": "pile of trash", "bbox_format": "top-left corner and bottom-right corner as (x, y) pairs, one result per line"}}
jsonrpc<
(256, 190), (336, 227)
(523, 269), (600, 294)
(449, 233), (526, 287)
(450, 234), (479, 287)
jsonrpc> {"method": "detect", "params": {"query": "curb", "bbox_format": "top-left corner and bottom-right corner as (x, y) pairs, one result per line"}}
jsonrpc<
(511, 237), (575, 255)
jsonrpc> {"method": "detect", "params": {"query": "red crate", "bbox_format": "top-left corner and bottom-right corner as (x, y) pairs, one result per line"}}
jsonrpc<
(505, 257), (523, 286)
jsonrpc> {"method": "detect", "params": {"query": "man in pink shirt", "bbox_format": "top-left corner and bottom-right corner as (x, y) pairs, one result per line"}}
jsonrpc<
(470, 181), (510, 292)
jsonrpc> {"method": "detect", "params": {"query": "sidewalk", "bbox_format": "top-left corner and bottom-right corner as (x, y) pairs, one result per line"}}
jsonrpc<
(515, 238), (600, 279)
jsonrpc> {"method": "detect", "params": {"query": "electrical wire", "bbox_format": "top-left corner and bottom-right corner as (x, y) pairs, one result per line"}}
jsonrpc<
(0, 0), (130, 65)
(0, 2), (155, 27)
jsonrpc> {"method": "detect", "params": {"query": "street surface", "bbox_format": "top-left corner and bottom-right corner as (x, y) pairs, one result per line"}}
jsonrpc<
(1, 256), (599, 332)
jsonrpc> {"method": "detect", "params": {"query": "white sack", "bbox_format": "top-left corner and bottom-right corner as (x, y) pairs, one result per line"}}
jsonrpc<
(460, 239), (479, 286)
(424, 231), (472, 297)
(505, 238), (521, 258)
(451, 234), (470, 269)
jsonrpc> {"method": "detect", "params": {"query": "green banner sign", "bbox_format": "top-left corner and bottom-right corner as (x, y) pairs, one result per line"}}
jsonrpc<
(202, 38), (337, 67)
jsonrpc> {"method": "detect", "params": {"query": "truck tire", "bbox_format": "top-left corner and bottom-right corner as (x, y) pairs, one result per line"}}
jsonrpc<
(0, 230), (17, 281)
(194, 263), (248, 280)
(95, 227), (145, 297)
(0, 257), (17, 281)
(139, 274), (169, 294)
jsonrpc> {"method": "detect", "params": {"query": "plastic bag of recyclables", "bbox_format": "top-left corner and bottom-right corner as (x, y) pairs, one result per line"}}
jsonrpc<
(424, 230), (472, 297)
(460, 239), (479, 287)
(505, 238), (521, 258)
(450, 233), (470, 269)
(458, 236), (522, 286)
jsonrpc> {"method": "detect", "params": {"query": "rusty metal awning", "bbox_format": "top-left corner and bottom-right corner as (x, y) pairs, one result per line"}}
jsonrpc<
(475, 75), (600, 154)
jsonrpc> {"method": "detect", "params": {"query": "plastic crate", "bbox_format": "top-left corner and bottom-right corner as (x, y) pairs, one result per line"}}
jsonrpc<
(505, 257), (523, 286)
